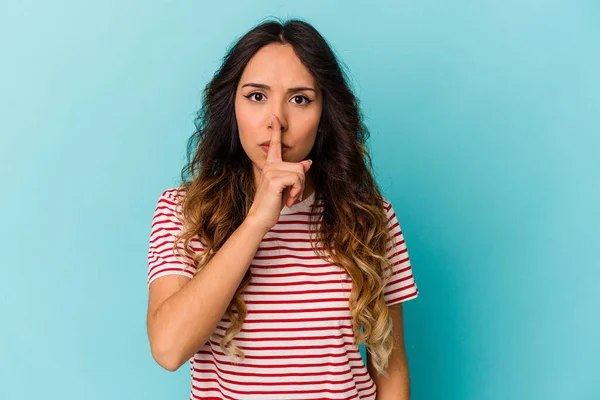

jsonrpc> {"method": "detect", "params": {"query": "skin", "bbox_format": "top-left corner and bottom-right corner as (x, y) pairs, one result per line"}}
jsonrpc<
(367, 303), (411, 399)
(234, 43), (323, 204)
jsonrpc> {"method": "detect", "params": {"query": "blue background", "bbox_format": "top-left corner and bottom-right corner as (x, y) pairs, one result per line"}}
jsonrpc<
(1, 1), (598, 399)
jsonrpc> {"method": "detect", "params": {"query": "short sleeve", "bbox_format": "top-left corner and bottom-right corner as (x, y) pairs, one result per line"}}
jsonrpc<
(382, 198), (419, 306)
(147, 188), (201, 287)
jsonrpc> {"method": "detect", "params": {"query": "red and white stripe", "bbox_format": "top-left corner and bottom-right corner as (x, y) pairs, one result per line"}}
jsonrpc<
(147, 187), (418, 399)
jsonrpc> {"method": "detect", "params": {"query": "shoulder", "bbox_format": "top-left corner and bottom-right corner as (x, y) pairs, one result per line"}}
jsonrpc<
(152, 185), (189, 222)
(158, 185), (187, 202)
(381, 196), (392, 208)
(155, 185), (188, 209)
(381, 195), (395, 217)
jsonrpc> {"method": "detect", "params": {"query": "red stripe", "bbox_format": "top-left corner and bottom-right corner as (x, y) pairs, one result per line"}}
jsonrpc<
(190, 378), (373, 398)
(194, 352), (363, 368)
(256, 244), (330, 252)
(250, 261), (338, 269)
(210, 332), (354, 343)
(385, 274), (415, 289)
(193, 363), (356, 378)
(220, 316), (353, 324)
(245, 297), (351, 305)
(244, 288), (351, 296)
(248, 279), (352, 287)
(214, 324), (354, 334)
(243, 307), (351, 314)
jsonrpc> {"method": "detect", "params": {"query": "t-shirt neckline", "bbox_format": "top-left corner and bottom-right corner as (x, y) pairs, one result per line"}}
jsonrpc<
(280, 190), (317, 215)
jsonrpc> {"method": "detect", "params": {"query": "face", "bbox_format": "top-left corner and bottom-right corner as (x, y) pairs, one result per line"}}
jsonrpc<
(234, 43), (323, 187)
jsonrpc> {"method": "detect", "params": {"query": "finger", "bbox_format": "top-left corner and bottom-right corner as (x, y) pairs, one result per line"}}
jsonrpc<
(287, 186), (303, 206)
(281, 186), (291, 208)
(273, 171), (304, 209)
(301, 159), (312, 172)
(268, 160), (311, 173)
(286, 161), (311, 205)
(266, 113), (282, 164)
(285, 173), (305, 208)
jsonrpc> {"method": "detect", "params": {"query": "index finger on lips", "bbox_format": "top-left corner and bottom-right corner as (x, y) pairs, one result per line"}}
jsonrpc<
(266, 113), (282, 163)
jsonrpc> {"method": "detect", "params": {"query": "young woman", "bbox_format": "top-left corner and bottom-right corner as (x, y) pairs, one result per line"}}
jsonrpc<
(146, 18), (419, 400)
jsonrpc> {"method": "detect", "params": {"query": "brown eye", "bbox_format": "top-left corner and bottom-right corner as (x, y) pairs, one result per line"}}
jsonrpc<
(291, 95), (310, 105)
(246, 92), (265, 102)
(248, 93), (264, 101)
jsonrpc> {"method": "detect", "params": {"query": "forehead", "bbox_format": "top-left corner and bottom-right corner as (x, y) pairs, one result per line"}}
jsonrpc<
(239, 43), (318, 88)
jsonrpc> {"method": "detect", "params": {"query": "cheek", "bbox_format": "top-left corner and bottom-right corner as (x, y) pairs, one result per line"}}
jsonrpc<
(237, 107), (266, 138)
(296, 110), (321, 141)
(299, 102), (322, 129)
(235, 105), (267, 164)
(292, 127), (318, 157)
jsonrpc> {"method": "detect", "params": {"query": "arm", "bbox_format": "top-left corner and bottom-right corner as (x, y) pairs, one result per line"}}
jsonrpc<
(146, 216), (269, 371)
(367, 303), (411, 400)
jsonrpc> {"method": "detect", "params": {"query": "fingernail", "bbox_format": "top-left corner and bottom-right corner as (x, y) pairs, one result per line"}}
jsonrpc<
(308, 159), (313, 165)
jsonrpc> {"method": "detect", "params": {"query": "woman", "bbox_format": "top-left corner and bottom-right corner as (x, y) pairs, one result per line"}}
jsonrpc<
(146, 17), (419, 400)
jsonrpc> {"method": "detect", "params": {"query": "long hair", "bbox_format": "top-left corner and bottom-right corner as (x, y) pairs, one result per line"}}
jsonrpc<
(173, 17), (399, 377)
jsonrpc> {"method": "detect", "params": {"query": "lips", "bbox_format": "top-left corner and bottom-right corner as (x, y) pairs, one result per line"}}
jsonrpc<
(261, 145), (290, 153)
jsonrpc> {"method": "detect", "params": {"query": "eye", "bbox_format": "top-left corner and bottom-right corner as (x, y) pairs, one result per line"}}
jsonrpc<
(244, 92), (313, 105)
(245, 92), (266, 102)
(291, 95), (312, 105)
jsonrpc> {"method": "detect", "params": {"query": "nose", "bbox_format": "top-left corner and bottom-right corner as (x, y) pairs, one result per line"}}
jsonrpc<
(269, 105), (288, 132)
(271, 117), (287, 133)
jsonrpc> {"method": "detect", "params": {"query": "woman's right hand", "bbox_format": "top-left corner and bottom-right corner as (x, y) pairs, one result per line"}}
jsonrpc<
(246, 113), (313, 232)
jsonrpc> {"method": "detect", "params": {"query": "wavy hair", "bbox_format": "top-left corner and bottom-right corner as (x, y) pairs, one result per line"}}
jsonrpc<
(172, 17), (399, 378)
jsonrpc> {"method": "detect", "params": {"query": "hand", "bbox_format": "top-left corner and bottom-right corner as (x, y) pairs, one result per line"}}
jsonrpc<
(246, 113), (313, 232)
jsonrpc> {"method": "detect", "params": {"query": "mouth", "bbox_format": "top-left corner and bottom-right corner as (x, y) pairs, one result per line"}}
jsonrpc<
(260, 145), (290, 153)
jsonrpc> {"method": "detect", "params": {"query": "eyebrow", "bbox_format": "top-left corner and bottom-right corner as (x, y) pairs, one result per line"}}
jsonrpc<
(241, 82), (316, 93)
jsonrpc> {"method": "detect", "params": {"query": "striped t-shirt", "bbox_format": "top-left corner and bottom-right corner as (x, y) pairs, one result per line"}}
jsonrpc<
(147, 186), (419, 400)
